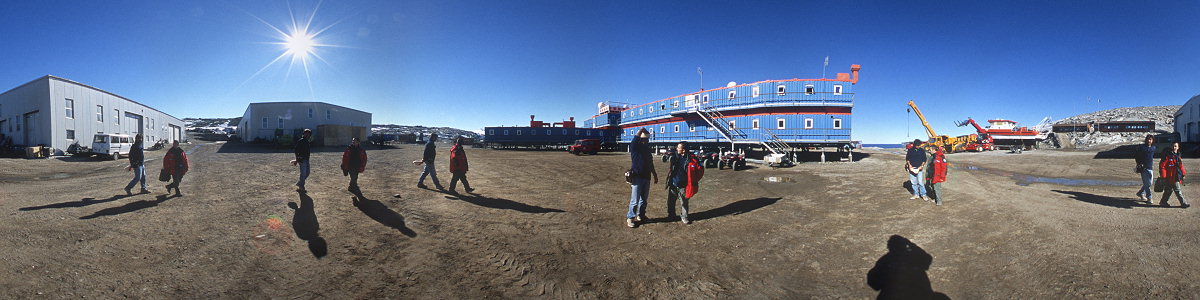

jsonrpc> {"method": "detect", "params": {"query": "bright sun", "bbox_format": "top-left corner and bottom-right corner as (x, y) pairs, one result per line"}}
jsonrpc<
(284, 31), (316, 59)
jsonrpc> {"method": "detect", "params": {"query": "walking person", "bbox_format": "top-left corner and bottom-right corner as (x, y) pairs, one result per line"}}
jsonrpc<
(626, 128), (657, 228)
(448, 137), (474, 194)
(291, 129), (313, 193)
(163, 140), (189, 197)
(341, 138), (367, 194)
(124, 134), (149, 195)
(666, 141), (694, 224)
(1159, 142), (1189, 208)
(905, 139), (930, 201)
(416, 133), (444, 190)
(1135, 135), (1156, 202)
(928, 145), (948, 206)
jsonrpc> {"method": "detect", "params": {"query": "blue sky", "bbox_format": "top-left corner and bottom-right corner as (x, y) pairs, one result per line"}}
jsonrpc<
(1, 1), (1197, 143)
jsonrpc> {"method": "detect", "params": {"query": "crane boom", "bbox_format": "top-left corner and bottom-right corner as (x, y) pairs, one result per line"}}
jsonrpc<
(907, 100), (938, 139)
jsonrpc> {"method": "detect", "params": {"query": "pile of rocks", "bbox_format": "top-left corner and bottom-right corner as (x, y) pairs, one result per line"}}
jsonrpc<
(1043, 105), (1180, 149)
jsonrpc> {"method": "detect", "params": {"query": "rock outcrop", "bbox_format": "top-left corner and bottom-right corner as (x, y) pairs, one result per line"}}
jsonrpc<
(1042, 106), (1180, 149)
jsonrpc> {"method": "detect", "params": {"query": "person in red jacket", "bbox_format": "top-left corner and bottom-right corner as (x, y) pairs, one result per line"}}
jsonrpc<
(162, 140), (189, 197)
(928, 145), (948, 206)
(1159, 142), (1188, 208)
(448, 137), (474, 194)
(341, 138), (368, 194)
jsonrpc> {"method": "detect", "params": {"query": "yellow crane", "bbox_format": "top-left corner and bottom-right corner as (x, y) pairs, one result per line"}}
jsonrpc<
(907, 100), (964, 152)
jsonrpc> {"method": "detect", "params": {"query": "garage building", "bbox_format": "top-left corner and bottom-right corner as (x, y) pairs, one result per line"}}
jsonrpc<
(238, 102), (372, 146)
(0, 75), (185, 155)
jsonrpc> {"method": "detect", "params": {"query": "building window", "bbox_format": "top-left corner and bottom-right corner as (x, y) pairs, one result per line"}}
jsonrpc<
(114, 109), (120, 124)
(659, 126), (665, 133)
(278, 118), (284, 128)
(575, 130), (581, 135)
(777, 118), (786, 129)
(674, 125), (680, 132)
(562, 129), (567, 135)
(96, 105), (104, 122)
(531, 129), (537, 135)
(673, 101), (679, 108)
(833, 118), (843, 129)
(650, 106), (655, 113)
(702, 95), (709, 103)
(546, 129), (551, 135)
(777, 85), (786, 96)
(262, 117), (268, 128)
(752, 119), (760, 129)
(661, 104), (666, 111)
(516, 130), (522, 135)
(65, 99), (74, 118)
(728, 90), (736, 99)
(488, 130), (494, 135)
(805, 118), (814, 129)
(752, 86), (760, 97)
(833, 85), (843, 95)
(308, 109), (314, 118)
(504, 130), (509, 135)
(66, 130), (75, 140)
(689, 124), (696, 132)
(805, 85), (815, 95)
(728, 120), (736, 129)
(326, 110), (332, 120)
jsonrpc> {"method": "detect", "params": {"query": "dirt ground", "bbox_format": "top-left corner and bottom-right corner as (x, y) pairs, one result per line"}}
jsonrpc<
(0, 141), (1197, 299)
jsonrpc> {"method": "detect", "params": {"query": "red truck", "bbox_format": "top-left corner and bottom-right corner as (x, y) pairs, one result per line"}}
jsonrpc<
(568, 139), (601, 155)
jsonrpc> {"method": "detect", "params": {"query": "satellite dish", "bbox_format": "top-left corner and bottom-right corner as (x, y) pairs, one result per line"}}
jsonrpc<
(726, 81), (737, 87)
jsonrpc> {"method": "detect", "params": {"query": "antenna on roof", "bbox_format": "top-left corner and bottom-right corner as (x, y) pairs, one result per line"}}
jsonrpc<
(697, 67), (704, 91)
(821, 56), (829, 79)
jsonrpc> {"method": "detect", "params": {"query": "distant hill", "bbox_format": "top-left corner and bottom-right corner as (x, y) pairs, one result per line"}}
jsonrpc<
(181, 117), (479, 139)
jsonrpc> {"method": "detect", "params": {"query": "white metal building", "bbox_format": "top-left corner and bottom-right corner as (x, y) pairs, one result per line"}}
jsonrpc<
(1176, 94), (1200, 143)
(238, 102), (372, 144)
(0, 75), (185, 155)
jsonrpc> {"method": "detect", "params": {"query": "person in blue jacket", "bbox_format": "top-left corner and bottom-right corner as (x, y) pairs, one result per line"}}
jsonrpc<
(626, 128), (657, 228)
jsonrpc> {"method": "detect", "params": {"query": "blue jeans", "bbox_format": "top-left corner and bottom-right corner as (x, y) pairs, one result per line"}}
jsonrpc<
(908, 171), (927, 197)
(627, 178), (650, 219)
(297, 160), (310, 188)
(1137, 168), (1153, 199)
(125, 165), (146, 190)
(419, 161), (441, 187)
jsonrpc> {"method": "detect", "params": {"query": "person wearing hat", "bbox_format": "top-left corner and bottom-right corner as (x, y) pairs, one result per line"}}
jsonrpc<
(626, 128), (658, 228)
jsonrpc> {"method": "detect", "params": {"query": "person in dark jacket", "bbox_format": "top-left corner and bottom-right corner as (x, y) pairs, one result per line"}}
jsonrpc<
(163, 140), (189, 196)
(341, 138), (368, 194)
(291, 129), (312, 193)
(666, 141), (693, 224)
(124, 134), (148, 195)
(417, 133), (444, 190)
(626, 128), (658, 228)
(1135, 135), (1156, 202)
(905, 139), (929, 201)
(1159, 142), (1188, 208)
(448, 137), (474, 194)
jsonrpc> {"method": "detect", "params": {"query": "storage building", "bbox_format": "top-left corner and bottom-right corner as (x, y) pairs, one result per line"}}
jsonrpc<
(0, 75), (185, 155)
(238, 102), (372, 145)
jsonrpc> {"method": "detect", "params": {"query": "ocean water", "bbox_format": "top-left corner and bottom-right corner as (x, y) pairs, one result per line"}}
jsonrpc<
(862, 144), (905, 149)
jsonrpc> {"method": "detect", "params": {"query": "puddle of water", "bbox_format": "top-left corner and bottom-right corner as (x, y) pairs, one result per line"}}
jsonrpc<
(763, 176), (796, 183)
(953, 164), (1139, 187)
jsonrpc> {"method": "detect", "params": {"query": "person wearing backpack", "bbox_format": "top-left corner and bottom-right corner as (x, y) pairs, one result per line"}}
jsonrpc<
(162, 140), (189, 197)
(1158, 142), (1188, 208)
(666, 141), (702, 224)
(927, 145), (948, 206)
(341, 138), (368, 194)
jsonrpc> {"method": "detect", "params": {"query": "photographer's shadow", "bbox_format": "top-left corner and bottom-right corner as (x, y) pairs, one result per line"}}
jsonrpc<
(866, 235), (950, 300)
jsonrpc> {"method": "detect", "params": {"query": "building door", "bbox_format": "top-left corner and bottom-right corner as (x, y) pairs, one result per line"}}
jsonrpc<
(124, 112), (143, 137)
(23, 111), (39, 146)
(168, 124), (181, 143)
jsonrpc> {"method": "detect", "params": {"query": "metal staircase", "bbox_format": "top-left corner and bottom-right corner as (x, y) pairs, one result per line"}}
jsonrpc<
(692, 104), (790, 155)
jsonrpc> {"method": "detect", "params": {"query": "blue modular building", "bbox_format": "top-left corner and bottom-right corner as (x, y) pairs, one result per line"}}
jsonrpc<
(583, 64), (861, 155)
(483, 116), (613, 149)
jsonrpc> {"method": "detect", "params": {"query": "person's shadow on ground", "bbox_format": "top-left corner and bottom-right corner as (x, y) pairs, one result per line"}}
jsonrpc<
(1052, 190), (1162, 209)
(289, 192), (327, 258)
(443, 193), (565, 214)
(79, 194), (178, 220)
(20, 194), (130, 211)
(866, 235), (950, 300)
(353, 194), (417, 237)
(683, 197), (781, 222)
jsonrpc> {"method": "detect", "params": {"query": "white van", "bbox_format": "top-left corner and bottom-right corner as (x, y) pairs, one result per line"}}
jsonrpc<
(91, 134), (134, 160)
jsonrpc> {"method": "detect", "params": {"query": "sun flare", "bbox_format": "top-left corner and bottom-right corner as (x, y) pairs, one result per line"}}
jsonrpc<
(284, 31), (316, 59)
